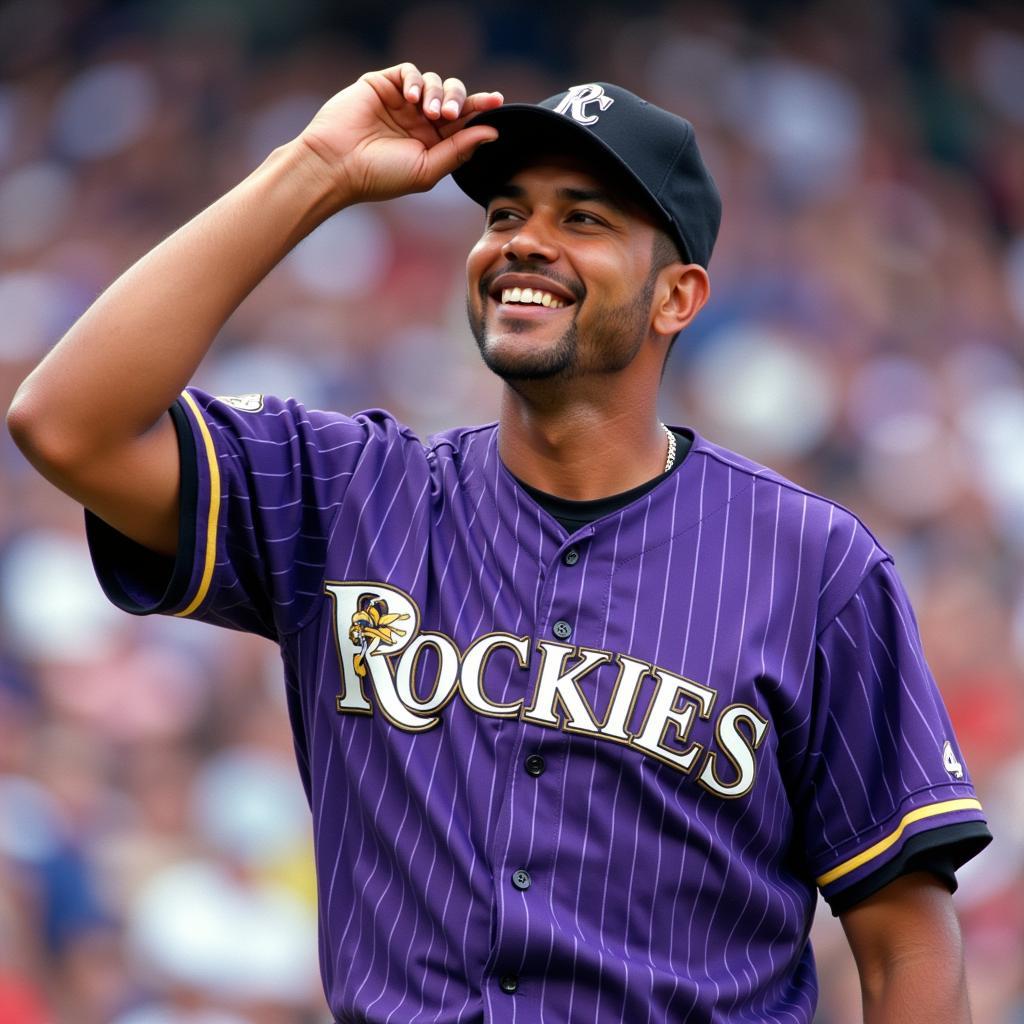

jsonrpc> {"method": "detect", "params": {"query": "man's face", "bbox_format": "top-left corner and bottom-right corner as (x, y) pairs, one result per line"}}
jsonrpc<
(465, 157), (663, 383)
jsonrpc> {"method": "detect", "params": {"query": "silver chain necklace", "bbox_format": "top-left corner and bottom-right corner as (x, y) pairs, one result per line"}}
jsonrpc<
(660, 423), (677, 474)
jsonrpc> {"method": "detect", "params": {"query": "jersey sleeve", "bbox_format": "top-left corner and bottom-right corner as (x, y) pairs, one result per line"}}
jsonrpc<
(799, 557), (991, 913)
(85, 387), (413, 640)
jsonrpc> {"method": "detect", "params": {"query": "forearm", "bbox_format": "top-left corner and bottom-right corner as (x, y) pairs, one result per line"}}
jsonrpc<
(842, 873), (972, 1024)
(8, 138), (340, 463)
(859, 947), (971, 1023)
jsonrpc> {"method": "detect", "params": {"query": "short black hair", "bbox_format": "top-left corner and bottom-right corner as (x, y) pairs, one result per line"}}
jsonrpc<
(651, 229), (682, 275)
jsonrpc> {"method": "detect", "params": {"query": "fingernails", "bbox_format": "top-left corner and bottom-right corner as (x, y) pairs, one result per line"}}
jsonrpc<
(408, 85), (421, 102)
(428, 98), (441, 115)
(443, 100), (459, 118)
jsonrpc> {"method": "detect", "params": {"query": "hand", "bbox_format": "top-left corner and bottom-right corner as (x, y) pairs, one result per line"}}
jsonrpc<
(298, 63), (503, 206)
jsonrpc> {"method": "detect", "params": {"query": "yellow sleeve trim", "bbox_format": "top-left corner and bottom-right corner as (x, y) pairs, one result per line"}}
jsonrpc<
(174, 391), (220, 618)
(816, 798), (984, 888)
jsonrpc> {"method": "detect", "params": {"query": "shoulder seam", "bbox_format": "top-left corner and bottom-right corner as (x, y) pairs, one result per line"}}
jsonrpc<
(692, 444), (893, 557)
(814, 551), (895, 639)
(425, 421), (498, 458)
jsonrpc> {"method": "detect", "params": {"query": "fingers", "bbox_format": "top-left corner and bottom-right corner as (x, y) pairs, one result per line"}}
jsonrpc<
(417, 71), (442, 117)
(397, 63), (423, 105)
(437, 90), (505, 138)
(389, 63), (502, 122)
(439, 77), (466, 119)
(462, 90), (505, 116)
(420, 124), (500, 183)
(421, 72), (469, 120)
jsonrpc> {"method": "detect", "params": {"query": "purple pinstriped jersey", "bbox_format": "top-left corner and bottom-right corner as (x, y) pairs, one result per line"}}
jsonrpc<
(87, 388), (988, 1023)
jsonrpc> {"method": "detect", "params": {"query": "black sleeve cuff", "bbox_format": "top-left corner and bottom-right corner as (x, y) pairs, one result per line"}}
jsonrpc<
(84, 401), (200, 615)
(827, 821), (993, 916)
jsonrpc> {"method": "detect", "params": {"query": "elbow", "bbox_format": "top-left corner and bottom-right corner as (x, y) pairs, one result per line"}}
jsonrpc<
(6, 384), (39, 457)
(6, 381), (84, 476)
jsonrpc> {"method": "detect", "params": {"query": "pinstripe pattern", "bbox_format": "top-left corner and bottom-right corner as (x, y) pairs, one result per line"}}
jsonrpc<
(85, 387), (988, 1023)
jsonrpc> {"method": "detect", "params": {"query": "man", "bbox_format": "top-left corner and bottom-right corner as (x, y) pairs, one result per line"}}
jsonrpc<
(8, 63), (990, 1022)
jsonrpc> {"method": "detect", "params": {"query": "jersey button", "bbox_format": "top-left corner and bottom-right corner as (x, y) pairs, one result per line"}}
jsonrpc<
(524, 753), (545, 777)
(552, 620), (572, 640)
(511, 869), (532, 891)
(499, 975), (519, 994)
(562, 547), (580, 566)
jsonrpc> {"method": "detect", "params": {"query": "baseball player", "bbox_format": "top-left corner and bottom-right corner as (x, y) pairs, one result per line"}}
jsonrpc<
(9, 64), (990, 1022)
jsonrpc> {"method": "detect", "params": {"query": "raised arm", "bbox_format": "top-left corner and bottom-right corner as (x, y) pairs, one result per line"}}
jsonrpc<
(6, 65), (500, 555)
(840, 871), (973, 1023)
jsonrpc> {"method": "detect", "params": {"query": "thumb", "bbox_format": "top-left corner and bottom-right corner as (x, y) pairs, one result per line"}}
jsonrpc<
(420, 125), (499, 183)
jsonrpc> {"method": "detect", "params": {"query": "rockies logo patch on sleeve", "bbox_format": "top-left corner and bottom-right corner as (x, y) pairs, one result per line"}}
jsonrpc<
(216, 393), (264, 412)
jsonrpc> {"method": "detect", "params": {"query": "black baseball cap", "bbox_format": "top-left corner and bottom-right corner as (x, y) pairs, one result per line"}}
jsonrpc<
(453, 82), (722, 269)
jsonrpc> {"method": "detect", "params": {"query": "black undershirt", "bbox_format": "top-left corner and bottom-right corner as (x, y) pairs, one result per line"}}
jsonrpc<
(516, 428), (694, 534)
(514, 428), (990, 913)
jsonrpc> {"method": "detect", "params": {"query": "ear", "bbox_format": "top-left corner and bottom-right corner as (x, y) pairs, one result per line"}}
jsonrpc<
(651, 264), (710, 338)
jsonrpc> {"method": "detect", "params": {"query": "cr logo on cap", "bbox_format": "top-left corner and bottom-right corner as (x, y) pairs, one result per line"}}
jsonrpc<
(553, 84), (614, 125)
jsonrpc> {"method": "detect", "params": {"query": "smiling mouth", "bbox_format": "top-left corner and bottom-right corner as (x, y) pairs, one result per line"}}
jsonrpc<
(496, 286), (569, 309)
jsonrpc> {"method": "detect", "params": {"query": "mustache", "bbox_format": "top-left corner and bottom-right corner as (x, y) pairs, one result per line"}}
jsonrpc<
(478, 263), (585, 304)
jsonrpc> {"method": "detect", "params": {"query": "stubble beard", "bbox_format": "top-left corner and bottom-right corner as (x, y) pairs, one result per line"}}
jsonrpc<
(468, 306), (582, 381)
(467, 274), (656, 384)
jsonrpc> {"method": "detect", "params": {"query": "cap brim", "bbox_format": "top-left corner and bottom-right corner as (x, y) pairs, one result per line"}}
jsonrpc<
(452, 105), (674, 236)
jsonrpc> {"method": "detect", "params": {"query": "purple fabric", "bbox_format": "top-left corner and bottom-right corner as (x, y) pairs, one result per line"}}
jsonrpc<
(87, 388), (988, 1023)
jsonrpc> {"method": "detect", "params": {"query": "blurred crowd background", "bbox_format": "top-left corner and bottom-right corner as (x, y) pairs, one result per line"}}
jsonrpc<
(0, 0), (1022, 1021)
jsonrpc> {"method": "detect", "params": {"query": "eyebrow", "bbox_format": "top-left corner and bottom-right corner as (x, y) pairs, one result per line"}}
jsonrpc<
(488, 183), (630, 216)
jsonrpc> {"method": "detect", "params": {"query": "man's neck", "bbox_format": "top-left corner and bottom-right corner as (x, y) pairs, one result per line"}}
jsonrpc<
(496, 386), (669, 500)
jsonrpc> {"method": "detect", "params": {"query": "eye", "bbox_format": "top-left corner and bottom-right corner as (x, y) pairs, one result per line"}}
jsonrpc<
(487, 208), (521, 226)
(567, 210), (606, 226)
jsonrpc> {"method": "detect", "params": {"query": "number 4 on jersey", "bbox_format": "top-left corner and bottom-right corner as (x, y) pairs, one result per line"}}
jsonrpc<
(942, 739), (964, 779)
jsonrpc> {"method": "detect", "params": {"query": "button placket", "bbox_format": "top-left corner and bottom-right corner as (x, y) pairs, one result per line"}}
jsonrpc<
(552, 619), (572, 640)
(485, 527), (593, 1001)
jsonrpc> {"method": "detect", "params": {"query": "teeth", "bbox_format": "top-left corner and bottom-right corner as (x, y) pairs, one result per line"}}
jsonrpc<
(498, 286), (567, 308)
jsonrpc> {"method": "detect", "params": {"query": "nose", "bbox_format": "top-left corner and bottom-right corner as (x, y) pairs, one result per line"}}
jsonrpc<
(500, 215), (558, 263)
